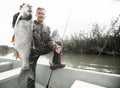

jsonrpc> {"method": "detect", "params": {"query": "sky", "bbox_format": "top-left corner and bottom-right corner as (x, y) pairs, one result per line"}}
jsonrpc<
(0, 0), (120, 46)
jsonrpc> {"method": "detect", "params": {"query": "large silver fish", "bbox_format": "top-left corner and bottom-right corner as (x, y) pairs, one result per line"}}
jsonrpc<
(14, 4), (34, 84)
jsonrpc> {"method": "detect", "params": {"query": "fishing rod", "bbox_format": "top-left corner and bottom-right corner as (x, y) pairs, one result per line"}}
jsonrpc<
(46, 69), (53, 88)
(46, 9), (72, 88)
(93, 15), (120, 64)
(62, 9), (72, 41)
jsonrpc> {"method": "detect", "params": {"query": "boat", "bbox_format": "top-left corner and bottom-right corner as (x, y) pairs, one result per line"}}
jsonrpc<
(0, 58), (120, 88)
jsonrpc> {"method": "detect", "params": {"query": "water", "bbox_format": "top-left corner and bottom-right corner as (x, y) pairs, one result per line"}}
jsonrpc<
(0, 52), (120, 75)
(38, 52), (120, 75)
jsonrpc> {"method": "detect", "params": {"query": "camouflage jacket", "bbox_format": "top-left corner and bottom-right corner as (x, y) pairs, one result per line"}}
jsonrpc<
(32, 20), (53, 51)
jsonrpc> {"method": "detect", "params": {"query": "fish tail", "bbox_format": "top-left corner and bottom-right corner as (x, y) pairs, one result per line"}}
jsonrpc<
(18, 68), (34, 84)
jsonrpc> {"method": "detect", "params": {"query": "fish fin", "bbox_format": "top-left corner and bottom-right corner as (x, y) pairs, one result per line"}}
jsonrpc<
(16, 53), (19, 59)
(15, 52), (22, 61)
(11, 35), (15, 44)
(28, 68), (34, 80)
(18, 69), (29, 84)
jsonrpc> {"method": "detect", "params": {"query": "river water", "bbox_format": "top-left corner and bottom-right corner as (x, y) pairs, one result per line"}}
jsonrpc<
(0, 52), (120, 75)
(38, 52), (120, 75)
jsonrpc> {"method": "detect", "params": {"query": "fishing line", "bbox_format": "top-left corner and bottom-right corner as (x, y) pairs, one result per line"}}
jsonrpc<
(92, 15), (120, 64)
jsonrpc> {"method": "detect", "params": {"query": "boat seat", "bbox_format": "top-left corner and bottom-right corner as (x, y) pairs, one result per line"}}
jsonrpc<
(71, 80), (106, 88)
(0, 67), (45, 88)
(0, 62), (13, 72)
(0, 67), (21, 81)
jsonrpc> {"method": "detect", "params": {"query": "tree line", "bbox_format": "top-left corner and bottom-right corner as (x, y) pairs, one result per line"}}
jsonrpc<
(63, 17), (120, 56)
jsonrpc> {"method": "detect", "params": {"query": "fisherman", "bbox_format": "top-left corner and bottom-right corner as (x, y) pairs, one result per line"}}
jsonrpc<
(12, 4), (65, 88)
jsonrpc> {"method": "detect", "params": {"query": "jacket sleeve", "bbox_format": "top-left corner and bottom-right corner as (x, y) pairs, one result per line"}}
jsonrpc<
(12, 12), (19, 28)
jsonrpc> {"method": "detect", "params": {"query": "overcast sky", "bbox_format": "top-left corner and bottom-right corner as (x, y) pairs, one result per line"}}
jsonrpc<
(0, 0), (120, 46)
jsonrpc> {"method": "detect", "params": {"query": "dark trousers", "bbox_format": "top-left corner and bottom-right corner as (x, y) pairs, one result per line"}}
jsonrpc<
(27, 45), (62, 88)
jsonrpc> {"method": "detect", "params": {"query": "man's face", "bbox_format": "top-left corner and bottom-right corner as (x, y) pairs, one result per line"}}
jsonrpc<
(36, 9), (46, 23)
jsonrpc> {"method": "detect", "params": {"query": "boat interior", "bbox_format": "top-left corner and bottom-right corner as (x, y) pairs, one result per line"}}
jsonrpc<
(0, 58), (120, 88)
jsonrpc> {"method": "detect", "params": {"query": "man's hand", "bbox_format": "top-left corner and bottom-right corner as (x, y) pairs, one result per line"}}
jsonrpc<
(55, 44), (63, 54)
(33, 24), (40, 30)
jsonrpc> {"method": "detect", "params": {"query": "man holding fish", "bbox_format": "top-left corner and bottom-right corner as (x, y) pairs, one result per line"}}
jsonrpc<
(12, 3), (65, 88)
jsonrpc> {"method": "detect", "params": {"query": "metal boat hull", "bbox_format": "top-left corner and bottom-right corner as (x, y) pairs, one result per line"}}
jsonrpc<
(0, 58), (120, 88)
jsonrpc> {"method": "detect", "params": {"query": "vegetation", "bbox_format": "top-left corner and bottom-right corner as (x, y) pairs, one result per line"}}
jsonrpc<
(63, 17), (120, 56)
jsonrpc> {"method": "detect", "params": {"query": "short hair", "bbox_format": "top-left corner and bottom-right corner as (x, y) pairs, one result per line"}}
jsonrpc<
(36, 7), (46, 14)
